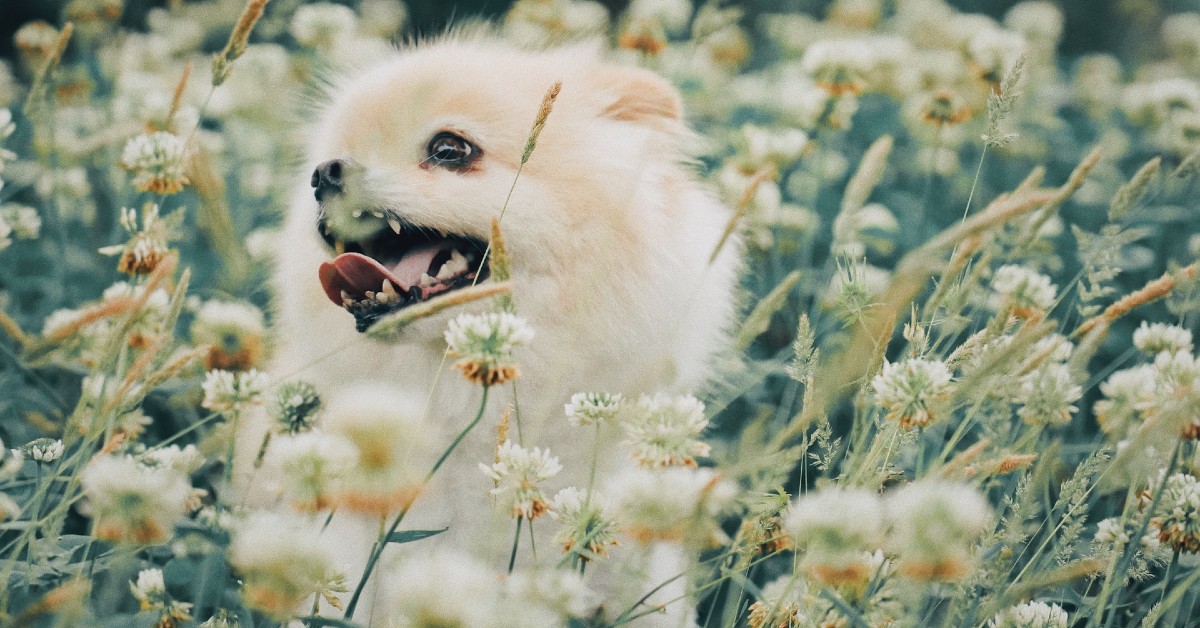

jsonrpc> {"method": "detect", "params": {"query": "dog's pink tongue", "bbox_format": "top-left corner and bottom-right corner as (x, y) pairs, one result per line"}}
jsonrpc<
(317, 243), (454, 305)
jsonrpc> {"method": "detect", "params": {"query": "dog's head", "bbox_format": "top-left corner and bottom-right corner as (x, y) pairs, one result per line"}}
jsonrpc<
(299, 37), (693, 336)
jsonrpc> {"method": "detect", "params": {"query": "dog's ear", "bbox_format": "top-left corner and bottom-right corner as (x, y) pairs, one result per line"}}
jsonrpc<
(592, 66), (683, 129)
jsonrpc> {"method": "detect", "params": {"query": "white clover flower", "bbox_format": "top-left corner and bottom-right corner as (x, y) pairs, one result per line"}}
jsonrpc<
(201, 369), (269, 413)
(801, 39), (876, 95)
(609, 466), (735, 545)
(886, 480), (992, 580)
(323, 386), (429, 515)
(120, 131), (189, 194)
(991, 265), (1057, 314)
(1122, 78), (1200, 128)
(740, 123), (809, 169)
(130, 568), (166, 606)
(230, 511), (343, 619)
(1004, 2), (1064, 46)
(1017, 364), (1083, 427)
(1093, 516), (1161, 553)
(444, 311), (535, 386)
(81, 454), (191, 544)
(382, 550), (501, 627)
(481, 440), (562, 520)
(626, 0), (693, 34)
(871, 358), (954, 429)
(357, 0), (407, 38)
(14, 21), (60, 57)
(0, 204), (40, 240)
(19, 438), (63, 463)
(967, 28), (1027, 79)
(990, 601), (1068, 628)
(1146, 471), (1200, 553)
(140, 444), (204, 475)
(291, 2), (358, 48)
(622, 393), (711, 468)
(1095, 364), (1157, 438)
(131, 567), (193, 624)
(98, 205), (178, 276)
(267, 430), (358, 512)
(191, 299), (266, 370)
(548, 487), (619, 560)
(747, 576), (808, 628)
(1133, 321), (1193, 355)
(564, 391), (622, 427)
(1164, 12), (1200, 61)
(784, 487), (885, 584)
(198, 609), (238, 628)
(270, 380), (323, 434)
(1141, 350), (1200, 438)
(1032, 334), (1074, 363)
(504, 568), (598, 623)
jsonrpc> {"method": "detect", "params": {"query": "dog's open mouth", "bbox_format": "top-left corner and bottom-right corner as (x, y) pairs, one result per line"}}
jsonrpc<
(317, 219), (489, 332)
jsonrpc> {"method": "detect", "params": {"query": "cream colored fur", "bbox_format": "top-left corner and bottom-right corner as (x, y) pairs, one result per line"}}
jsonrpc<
(253, 35), (740, 626)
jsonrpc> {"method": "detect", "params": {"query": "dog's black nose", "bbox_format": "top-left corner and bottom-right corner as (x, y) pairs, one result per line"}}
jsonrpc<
(312, 159), (347, 202)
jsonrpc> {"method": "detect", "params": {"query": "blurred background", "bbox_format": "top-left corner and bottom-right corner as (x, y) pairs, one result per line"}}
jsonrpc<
(6, 0), (1200, 62)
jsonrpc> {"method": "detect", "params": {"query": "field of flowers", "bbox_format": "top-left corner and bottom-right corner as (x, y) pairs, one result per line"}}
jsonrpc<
(0, 0), (1199, 626)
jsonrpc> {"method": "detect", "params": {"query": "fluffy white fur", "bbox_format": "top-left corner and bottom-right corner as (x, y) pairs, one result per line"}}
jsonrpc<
(248, 35), (740, 625)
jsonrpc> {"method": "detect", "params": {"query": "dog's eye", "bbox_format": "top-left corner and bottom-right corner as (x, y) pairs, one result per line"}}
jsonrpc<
(426, 132), (477, 169)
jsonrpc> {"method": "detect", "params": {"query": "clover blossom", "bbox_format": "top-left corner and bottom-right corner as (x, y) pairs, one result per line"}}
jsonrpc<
(886, 480), (992, 580)
(784, 487), (885, 585)
(990, 601), (1068, 628)
(98, 204), (178, 276)
(564, 391), (622, 427)
(991, 265), (1057, 315)
(229, 511), (344, 619)
(0, 204), (40, 240)
(1145, 471), (1200, 553)
(270, 380), (323, 434)
(19, 437), (63, 464)
(190, 299), (266, 371)
(81, 454), (191, 544)
(622, 393), (711, 468)
(549, 487), (619, 560)
(323, 386), (429, 515)
(609, 466), (734, 545)
(382, 550), (501, 626)
(444, 311), (535, 386)
(120, 131), (190, 194)
(481, 440), (562, 520)
(871, 358), (954, 429)
(1133, 321), (1193, 355)
(201, 369), (269, 413)
(130, 568), (193, 626)
(266, 430), (357, 512)
(1016, 364), (1082, 427)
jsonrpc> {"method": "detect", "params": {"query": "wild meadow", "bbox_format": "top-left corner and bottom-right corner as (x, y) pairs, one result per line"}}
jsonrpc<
(0, 0), (1199, 626)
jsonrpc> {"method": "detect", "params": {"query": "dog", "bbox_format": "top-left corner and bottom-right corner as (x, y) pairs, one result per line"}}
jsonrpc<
(249, 33), (741, 625)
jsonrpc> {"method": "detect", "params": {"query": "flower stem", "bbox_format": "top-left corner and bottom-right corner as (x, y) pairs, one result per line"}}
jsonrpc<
(508, 517), (524, 574)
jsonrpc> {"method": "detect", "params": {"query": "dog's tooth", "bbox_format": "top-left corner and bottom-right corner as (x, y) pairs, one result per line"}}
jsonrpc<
(420, 272), (437, 287)
(438, 250), (469, 279)
(334, 240), (345, 255)
(365, 291), (375, 301)
(340, 290), (353, 306)
(382, 279), (398, 297)
(387, 218), (403, 234)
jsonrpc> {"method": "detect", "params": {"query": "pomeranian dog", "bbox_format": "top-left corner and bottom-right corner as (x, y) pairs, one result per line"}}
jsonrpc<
(249, 33), (740, 625)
